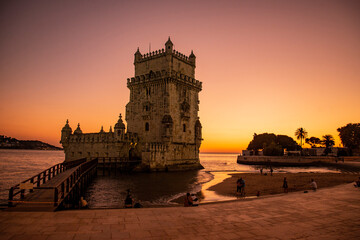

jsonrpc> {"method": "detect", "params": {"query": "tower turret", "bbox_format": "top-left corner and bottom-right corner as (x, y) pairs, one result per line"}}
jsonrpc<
(189, 50), (196, 66)
(60, 119), (72, 144)
(114, 114), (126, 140)
(165, 37), (173, 54)
(134, 47), (142, 63)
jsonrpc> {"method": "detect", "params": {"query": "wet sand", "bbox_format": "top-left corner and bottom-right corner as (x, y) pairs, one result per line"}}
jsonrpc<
(209, 172), (358, 198)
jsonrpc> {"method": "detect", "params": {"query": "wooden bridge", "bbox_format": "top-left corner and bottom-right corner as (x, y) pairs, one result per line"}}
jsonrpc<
(7, 158), (98, 211)
(7, 157), (142, 211)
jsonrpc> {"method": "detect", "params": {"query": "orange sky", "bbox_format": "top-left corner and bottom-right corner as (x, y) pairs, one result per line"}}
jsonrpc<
(1, 0), (359, 153)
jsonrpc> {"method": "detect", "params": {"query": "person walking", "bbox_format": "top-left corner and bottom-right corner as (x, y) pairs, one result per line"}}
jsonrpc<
(283, 177), (288, 193)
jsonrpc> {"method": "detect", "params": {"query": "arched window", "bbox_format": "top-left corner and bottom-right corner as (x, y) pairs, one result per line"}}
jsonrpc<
(145, 122), (149, 131)
(183, 124), (186, 132)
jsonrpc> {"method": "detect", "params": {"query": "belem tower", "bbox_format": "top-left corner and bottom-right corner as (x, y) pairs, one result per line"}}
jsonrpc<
(60, 38), (203, 171)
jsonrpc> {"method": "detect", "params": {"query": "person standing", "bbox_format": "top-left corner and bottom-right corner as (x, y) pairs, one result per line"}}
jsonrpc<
(270, 166), (273, 176)
(236, 178), (242, 195)
(283, 177), (288, 193)
(240, 178), (245, 196)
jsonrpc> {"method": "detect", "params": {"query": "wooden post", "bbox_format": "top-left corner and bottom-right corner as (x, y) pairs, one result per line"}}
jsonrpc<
(30, 178), (34, 193)
(43, 172), (46, 184)
(8, 187), (13, 207)
(54, 188), (58, 207)
(66, 179), (69, 193)
(61, 182), (65, 199)
(37, 175), (41, 187)
(20, 189), (25, 199)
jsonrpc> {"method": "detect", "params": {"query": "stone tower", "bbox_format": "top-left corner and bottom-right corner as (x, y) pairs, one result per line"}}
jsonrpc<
(126, 37), (203, 170)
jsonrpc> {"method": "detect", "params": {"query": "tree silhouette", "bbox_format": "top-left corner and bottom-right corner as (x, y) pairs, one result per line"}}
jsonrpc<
(337, 123), (360, 155)
(305, 137), (321, 148)
(321, 135), (335, 155)
(295, 127), (308, 147)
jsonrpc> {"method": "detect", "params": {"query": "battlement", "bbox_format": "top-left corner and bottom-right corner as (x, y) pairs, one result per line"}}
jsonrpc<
(136, 48), (195, 66)
(144, 142), (168, 152)
(127, 70), (202, 89)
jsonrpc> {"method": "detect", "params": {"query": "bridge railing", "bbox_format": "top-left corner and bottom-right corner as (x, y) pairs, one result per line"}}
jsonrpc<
(8, 158), (87, 207)
(63, 158), (87, 169)
(53, 158), (98, 209)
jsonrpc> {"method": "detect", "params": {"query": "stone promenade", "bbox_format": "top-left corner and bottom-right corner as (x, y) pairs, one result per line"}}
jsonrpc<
(1, 183), (359, 240)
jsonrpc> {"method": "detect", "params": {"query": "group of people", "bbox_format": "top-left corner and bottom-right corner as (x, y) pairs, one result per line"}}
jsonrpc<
(184, 192), (199, 207)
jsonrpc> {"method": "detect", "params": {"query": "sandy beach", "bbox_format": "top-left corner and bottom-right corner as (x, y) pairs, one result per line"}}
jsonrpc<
(209, 172), (358, 198)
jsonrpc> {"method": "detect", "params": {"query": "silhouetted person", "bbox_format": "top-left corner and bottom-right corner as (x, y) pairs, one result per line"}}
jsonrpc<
(270, 166), (273, 176)
(236, 178), (242, 195)
(260, 168), (263, 175)
(184, 193), (193, 207)
(124, 189), (133, 208)
(283, 177), (288, 193)
(354, 177), (360, 188)
(80, 197), (88, 209)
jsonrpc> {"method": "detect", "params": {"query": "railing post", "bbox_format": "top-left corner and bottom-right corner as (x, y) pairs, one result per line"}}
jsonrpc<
(48, 169), (51, 180)
(37, 175), (41, 187)
(54, 187), (58, 207)
(43, 172), (46, 184)
(8, 187), (14, 207)
(66, 179), (69, 193)
(20, 189), (25, 199)
(61, 182), (65, 199)
(30, 178), (34, 193)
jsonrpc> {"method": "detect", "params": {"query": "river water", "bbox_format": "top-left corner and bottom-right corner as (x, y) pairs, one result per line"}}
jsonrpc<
(0, 150), (339, 207)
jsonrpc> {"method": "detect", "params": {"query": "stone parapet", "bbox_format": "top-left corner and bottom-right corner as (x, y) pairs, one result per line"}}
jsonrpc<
(136, 48), (195, 66)
(127, 70), (202, 90)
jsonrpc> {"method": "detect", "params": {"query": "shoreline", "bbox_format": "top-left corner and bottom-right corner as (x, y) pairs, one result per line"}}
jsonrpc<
(208, 172), (358, 199)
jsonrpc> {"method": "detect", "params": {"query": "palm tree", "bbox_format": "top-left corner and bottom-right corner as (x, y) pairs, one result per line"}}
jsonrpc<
(295, 127), (308, 147)
(322, 134), (335, 155)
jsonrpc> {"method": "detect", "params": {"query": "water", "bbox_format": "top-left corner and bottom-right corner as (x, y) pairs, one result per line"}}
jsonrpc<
(0, 149), (64, 204)
(0, 150), (339, 207)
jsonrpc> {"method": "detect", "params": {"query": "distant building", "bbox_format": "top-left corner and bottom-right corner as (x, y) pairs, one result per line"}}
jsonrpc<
(61, 38), (203, 171)
(242, 150), (263, 156)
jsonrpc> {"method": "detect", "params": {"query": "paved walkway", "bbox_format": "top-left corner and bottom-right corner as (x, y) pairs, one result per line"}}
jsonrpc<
(1, 183), (360, 240)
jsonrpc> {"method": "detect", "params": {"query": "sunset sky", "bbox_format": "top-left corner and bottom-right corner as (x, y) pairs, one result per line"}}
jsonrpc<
(1, 0), (359, 153)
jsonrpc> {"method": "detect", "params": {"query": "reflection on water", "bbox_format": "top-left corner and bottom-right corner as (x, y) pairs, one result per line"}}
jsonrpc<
(85, 170), (212, 208)
(200, 172), (238, 202)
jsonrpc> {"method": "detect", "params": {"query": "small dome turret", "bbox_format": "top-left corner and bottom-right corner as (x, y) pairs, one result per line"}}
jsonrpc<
(74, 123), (82, 134)
(100, 126), (104, 133)
(114, 114), (126, 129)
(62, 119), (72, 132)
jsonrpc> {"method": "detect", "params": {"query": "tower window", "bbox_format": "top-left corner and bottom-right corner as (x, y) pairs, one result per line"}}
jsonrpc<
(145, 122), (149, 131)
(117, 130), (120, 136)
(183, 124), (186, 132)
